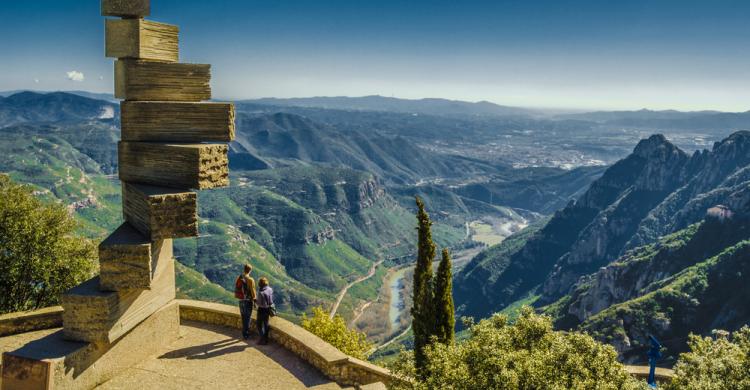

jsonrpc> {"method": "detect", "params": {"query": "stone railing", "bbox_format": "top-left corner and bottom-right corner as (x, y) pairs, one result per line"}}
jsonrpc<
(0, 306), (63, 337)
(0, 302), (678, 388)
(624, 365), (675, 382)
(176, 299), (394, 387)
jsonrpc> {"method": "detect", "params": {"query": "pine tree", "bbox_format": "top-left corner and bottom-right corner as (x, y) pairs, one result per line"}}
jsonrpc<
(434, 248), (455, 345)
(412, 196), (436, 374)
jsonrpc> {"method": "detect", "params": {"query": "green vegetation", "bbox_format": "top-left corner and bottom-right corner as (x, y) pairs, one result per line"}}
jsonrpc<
(581, 239), (750, 361)
(667, 327), (750, 390)
(389, 308), (647, 390)
(301, 306), (373, 360)
(0, 175), (97, 313)
(434, 248), (455, 345)
(412, 196), (437, 373)
(175, 261), (235, 305)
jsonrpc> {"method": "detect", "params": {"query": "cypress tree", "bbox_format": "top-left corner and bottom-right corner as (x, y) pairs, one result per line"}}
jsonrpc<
(434, 248), (455, 345)
(412, 196), (436, 374)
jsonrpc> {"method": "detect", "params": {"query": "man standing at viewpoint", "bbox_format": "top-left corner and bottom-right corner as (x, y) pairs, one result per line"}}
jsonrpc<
(235, 264), (256, 340)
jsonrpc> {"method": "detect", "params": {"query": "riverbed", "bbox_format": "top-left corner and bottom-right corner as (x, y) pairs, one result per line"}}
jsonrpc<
(382, 246), (483, 337)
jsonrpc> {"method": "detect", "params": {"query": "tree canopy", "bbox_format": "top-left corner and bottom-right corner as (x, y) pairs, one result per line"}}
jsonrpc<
(412, 196), (436, 372)
(434, 248), (455, 345)
(0, 175), (96, 314)
(667, 327), (750, 390)
(391, 307), (647, 390)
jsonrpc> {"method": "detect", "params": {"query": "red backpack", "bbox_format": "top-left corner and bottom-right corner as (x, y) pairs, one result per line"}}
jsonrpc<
(234, 276), (247, 299)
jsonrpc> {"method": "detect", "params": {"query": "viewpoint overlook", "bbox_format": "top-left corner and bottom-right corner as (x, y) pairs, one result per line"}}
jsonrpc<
(1, 1), (750, 389)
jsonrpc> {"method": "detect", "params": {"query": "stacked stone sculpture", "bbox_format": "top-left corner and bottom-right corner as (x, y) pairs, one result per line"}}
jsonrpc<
(0, 2), (234, 388)
(62, 0), (234, 344)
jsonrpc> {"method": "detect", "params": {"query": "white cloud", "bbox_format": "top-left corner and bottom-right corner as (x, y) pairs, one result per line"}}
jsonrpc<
(66, 70), (85, 82)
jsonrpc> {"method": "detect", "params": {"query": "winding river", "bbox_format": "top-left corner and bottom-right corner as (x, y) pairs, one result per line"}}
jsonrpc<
(384, 247), (482, 336)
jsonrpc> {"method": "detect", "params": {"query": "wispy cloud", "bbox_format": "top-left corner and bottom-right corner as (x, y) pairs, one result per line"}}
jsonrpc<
(66, 70), (84, 82)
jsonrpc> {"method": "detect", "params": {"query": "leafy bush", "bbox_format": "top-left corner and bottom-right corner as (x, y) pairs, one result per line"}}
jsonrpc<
(0, 175), (96, 313)
(390, 307), (647, 390)
(667, 327), (750, 390)
(301, 306), (374, 360)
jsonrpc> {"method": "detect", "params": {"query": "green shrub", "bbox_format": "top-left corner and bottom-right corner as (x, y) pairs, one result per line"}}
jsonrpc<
(301, 306), (374, 360)
(667, 327), (750, 390)
(390, 307), (647, 390)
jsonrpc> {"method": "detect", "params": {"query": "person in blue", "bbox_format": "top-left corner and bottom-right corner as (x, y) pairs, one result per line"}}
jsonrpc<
(647, 335), (663, 388)
(255, 277), (274, 345)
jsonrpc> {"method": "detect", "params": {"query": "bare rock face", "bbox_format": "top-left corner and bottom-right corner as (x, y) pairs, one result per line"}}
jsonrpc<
(307, 226), (336, 245)
(559, 210), (750, 332)
(628, 131), (750, 249)
(541, 135), (691, 301)
(347, 177), (386, 212)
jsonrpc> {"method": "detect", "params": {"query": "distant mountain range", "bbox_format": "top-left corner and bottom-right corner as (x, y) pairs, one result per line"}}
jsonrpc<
(0, 91), (117, 125)
(558, 108), (750, 132)
(0, 90), (117, 102)
(242, 95), (539, 117)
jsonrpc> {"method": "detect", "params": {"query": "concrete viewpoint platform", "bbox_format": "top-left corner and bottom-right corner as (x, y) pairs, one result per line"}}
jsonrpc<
(0, 300), (392, 390)
(98, 321), (348, 390)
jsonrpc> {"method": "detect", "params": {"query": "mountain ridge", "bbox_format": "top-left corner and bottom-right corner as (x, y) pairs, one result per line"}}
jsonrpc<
(455, 130), (750, 335)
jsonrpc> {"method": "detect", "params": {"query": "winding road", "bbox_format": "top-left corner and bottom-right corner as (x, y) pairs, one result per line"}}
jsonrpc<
(329, 259), (385, 318)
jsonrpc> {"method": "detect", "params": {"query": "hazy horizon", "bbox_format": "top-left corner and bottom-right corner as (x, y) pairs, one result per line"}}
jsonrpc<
(3, 0), (750, 111)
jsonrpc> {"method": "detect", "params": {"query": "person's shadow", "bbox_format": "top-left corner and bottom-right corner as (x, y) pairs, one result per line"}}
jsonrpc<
(159, 337), (247, 360)
(159, 321), (333, 388)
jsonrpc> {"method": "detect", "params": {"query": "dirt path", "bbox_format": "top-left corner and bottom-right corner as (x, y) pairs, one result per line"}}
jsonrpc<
(372, 324), (412, 353)
(349, 301), (373, 325)
(329, 259), (384, 318)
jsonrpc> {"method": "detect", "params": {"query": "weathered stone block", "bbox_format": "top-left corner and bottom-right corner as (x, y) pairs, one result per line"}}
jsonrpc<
(121, 101), (234, 142)
(99, 223), (176, 291)
(2, 302), (180, 390)
(106, 19), (178, 62)
(115, 60), (210, 101)
(118, 142), (229, 189)
(122, 183), (198, 241)
(101, 0), (150, 17)
(61, 257), (175, 344)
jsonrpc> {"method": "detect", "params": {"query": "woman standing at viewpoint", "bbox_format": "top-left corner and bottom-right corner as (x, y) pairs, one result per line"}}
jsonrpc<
(256, 277), (274, 345)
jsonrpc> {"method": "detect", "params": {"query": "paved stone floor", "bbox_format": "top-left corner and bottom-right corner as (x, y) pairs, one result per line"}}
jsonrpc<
(97, 321), (349, 390)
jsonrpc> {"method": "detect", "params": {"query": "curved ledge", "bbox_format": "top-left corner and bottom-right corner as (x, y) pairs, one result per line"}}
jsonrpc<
(0, 301), (675, 387)
(0, 306), (64, 337)
(176, 299), (394, 387)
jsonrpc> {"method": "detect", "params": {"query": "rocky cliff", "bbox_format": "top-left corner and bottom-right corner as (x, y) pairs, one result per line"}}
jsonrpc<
(456, 131), (750, 331)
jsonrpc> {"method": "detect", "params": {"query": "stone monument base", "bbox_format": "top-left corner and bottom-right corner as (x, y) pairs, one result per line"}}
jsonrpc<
(1, 301), (180, 390)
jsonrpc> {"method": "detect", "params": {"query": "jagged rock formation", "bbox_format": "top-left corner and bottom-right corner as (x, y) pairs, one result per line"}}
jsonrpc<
(455, 131), (750, 329)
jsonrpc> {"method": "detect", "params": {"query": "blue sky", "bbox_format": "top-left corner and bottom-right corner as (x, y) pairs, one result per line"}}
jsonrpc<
(2, 0), (750, 111)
